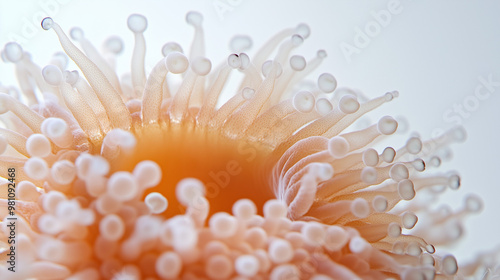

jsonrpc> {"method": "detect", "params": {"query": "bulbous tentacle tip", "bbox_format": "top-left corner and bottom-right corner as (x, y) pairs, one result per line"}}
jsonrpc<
(290, 55), (306, 71)
(361, 166), (377, 184)
(328, 136), (349, 158)
(191, 57), (211, 76)
(398, 179), (415, 200)
(380, 147), (396, 163)
(425, 244), (435, 254)
(293, 91), (315, 113)
(64, 70), (79, 86)
(465, 194), (483, 213)
(447, 174), (461, 190)
(450, 125), (467, 142)
(339, 95), (359, 114)
(175, 178), (205, 207)
(316, 98), (333, 116)
(186, 11), (203, 27)
(3, 42), (24, 63)
(387, 222), (402, 238)
(69, 27), (84, 41)
(351, 198), (370, 218)
(104, 36), (124, 54)
(362, 148), (379, 166)
(295, 23), (311, 39)
(229, 35), (253, 53)
(291, 34), (304, 46)
(127, 14), (148, 33)
(263, 199), (287, 219)
(384, 90), (399, 101)
(406, 137), (423, 154)
(227, 53), (241, 69)
(317, 49), (327, 58)
(242, 87), (255, 100)
(41, 17), (54, 30)
(314, 97), (332, 116)
(318, 73), (337, 93)
(310, 162), (334, 181)
(162, 42), (184, 57)
(42, 65), (63, 86)
(390, 163), (409, 182)
(145, 192), (168, 214)
(372, 195), (388, 212)
(238, 53), (250, 70)
(442, 255), (458, 275)
(166, 52), (189, 74)
(378, 116), (398, 135)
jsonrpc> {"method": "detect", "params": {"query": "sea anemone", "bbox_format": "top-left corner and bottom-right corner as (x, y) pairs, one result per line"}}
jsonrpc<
(0, 6), (497, 280)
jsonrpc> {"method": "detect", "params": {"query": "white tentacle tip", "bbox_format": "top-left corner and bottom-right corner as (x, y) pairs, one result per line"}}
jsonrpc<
(3, 42), (23, 63)
(295, 23), (311, 39)
(351, 198), (370, 218)
(166, 52), (189, 74)
(26, 134), (52, 158)
(41, 17), (54, 30)
(25, 157), (49, 180)
(191, 57), (211, 76)
(442, 255), (458, 275)
(64, 70), (79, 86)
(104, 36), (124, 54)
(360, 166), (377, 184)
(450, 126), (467, 142)
(176, 178), (206, 206)
(145, 192), (168, 214)
(290, 55), (306, 71)
(186, 11), (203, 26)
(162, 42), (184, 57)
(328, 136), (349, 158)
(242, 87), (255, 100)
(317, 49), (327, 58)
(69, 27), (84, 41)
(293, 91), (315, 113)
(227, 53), (241, 69)
(291, 34), (304, 46)
(127, 14), (148, 33)
(372, 195), (388, 212)
(238, 53), (250, 70)
(229, 35), (252, 53)
(378, 116), (398, 135)
(339, 95), (359, 114)
(318, 73), (337, 93)
(315, 98), (333, 116)
(42, 65), (63, 86)
(465, 194), (483, 213)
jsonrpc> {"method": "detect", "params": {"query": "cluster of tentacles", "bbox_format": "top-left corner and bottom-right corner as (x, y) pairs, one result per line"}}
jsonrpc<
(0, 11), (493, 280)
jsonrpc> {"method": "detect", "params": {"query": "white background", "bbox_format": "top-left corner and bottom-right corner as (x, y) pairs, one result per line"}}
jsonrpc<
(1, 0), (499, 265)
